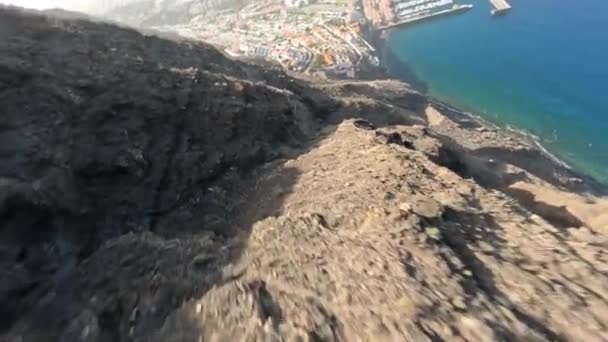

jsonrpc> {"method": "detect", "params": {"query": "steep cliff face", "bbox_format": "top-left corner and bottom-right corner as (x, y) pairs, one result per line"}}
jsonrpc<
(1, 7), (608, 342)
(0, 6), (328, 335)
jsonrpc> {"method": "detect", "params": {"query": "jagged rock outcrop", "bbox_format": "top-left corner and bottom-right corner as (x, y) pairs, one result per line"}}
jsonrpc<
(1, 7), (608, 342)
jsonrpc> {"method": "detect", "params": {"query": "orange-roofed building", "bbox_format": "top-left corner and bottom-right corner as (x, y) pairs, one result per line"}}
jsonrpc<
(323, 52), (335, 65)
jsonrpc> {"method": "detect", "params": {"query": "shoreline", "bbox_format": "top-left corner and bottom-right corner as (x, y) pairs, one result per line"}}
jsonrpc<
(429, 97), (572, 170)
(378, 4), (473, 31)
(430, 88), (608, 193)
(427, 96), (608, 195)
(365, 27), (608, 193)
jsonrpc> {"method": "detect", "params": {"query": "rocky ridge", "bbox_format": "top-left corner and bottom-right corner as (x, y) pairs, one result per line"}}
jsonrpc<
(1, 7), (608, 342)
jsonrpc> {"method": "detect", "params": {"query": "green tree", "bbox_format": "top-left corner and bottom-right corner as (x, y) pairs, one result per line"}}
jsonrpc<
(312, 54), (323, 69)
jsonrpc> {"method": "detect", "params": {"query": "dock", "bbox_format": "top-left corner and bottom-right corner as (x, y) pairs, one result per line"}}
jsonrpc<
(378, 4), (473, 30)
(490, 0), (511, 15)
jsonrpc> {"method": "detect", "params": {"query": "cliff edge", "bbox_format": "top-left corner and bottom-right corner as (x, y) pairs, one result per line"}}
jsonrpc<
(1, 7), (607, 342)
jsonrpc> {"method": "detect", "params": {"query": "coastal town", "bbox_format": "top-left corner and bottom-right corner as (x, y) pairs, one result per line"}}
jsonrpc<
(152, 0), (379, 78)
(150, 0), (508, 78)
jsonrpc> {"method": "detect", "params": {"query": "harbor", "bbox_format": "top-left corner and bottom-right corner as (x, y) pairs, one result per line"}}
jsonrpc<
(378, 4), (473, 30)
(490, 0), (511, 15)
(361, 0), (474, 31)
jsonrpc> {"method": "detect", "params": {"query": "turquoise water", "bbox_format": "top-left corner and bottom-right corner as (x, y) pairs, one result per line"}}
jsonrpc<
(384, 0), (608, 183)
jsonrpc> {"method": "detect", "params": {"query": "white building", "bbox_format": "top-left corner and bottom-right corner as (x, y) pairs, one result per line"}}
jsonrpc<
(285, 0), (309, 8)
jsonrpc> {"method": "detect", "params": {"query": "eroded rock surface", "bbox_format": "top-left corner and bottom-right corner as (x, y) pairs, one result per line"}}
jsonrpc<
(1, 7), (608, 342)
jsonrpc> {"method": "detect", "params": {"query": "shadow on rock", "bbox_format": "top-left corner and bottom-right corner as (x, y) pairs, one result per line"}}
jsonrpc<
(0, 6), (432, 341)
(432, 204), (568, 342)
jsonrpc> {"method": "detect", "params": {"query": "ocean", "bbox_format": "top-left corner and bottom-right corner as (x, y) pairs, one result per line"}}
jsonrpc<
(383, 0), (608, 183)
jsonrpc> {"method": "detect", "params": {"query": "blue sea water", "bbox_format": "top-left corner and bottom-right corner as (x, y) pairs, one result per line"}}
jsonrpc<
(384, 0), (608, 183)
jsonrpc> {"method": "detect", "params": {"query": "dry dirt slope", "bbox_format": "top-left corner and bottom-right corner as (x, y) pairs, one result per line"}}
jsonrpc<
(1, 6), (608, 342)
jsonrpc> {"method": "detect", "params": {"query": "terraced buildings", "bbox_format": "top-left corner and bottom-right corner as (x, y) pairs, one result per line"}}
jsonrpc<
(150, 0), (379, 78)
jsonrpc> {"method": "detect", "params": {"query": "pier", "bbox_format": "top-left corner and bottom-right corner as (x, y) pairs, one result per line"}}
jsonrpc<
(378, 4), (473, 30)
(490, 0), (511, 15)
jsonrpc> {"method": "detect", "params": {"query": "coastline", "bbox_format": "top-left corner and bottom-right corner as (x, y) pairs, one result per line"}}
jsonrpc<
(377, 4), (473, 31)
(365, 28), (608, 193)
(430, 89), (608, 194)
(427, 94), (608, 193)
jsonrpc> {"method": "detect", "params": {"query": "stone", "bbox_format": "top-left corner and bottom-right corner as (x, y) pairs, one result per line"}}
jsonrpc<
(424, 226), (442, 241)
(413, 198), (443, 219)
(353, 119), (375, 130)
(399, 202), (413, 213)
(432, 191), (466, 211)
(462, 269), (473, 277)
(191, 254), (214, 270)
(451, 296), (467, 311)
(61, 309), (100, 342)
(458, 316), (495, 341)
(384, 192), (396, 200)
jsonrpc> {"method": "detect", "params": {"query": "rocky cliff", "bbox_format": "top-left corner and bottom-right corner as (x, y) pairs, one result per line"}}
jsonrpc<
(1, 6), (608, 342)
